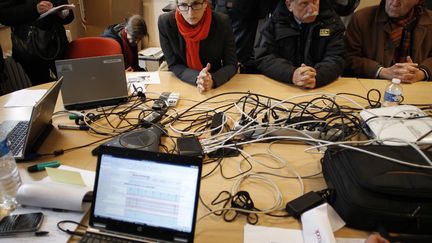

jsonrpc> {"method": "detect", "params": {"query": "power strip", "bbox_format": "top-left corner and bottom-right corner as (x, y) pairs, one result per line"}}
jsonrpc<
(160, 92), (180, 107)
(232, 122), (341, 141)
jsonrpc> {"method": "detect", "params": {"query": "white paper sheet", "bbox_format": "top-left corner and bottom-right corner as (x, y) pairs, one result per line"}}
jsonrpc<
(244, 224), (366, 243)
(301, 203), (346, 243)
(4, 90), (46, 107)
(16, 165), (95, 212)
(138, 47), (162, 57)
(37, 4), (75, 20)
(16, 182), (90, 212)
(126, 71), (160, 84)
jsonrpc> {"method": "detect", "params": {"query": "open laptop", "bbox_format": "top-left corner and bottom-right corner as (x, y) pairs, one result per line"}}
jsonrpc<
(55, 55), (129, 110)
(80, 145), (203, 243)
(0, 78), (62, 160)
(360, 105), (432, 145)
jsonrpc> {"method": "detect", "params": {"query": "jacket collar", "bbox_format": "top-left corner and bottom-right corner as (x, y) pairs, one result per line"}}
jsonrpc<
(377, 4), (432, 34)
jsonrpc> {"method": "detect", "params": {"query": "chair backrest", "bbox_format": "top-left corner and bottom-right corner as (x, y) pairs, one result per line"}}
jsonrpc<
(65, 37), (122, 59)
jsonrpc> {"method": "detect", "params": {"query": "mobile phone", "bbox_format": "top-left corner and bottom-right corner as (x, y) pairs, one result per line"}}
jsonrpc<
(0, 212), (44, 236)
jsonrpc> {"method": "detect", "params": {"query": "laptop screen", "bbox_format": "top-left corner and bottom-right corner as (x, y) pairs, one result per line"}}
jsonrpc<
(91, 146), (202, 242)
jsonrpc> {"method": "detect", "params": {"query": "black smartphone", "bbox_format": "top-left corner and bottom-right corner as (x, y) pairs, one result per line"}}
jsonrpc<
(0, 212), (44, 236)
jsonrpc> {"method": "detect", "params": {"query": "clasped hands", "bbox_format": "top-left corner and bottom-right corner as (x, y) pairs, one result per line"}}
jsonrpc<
(379, 56), (425, 83)
(292, 64), (317, 89)
(196, 63), (214, 93)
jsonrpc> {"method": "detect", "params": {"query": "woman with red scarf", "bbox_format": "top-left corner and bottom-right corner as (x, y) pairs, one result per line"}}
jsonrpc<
(102, 15), (148, 71)
(158, 0), (238, 93)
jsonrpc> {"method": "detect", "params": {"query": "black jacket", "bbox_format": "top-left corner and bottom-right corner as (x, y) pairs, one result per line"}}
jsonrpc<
(255, 0), (346, 88)
(0, 0), (39, 26)
(158, 11), (237, 87)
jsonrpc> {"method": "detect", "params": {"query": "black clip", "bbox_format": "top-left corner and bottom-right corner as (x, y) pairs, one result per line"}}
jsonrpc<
(223, 191), (259, 225)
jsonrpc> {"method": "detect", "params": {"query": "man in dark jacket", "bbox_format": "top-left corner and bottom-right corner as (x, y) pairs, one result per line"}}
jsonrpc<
(255, 0), (346, 88)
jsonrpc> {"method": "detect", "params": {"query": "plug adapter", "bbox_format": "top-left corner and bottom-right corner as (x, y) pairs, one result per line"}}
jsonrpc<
(286, 191), (324, 219)
(211, 112), (224, 135)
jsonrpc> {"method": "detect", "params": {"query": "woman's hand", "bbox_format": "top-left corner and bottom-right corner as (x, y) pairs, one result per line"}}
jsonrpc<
(196, 63), (213, 93)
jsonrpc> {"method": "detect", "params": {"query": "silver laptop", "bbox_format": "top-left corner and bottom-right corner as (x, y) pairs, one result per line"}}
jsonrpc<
(80, 145), (202, 243)
(0, 78), (62, 160)
(360, 105), (432, 145)
(55, 55), (129, 110)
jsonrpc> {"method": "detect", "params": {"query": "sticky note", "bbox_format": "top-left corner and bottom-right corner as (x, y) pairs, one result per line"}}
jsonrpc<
(46, 167), (86, 186)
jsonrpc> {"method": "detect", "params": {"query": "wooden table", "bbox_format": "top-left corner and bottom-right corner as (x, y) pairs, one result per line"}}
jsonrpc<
(1, 72), (431, 242)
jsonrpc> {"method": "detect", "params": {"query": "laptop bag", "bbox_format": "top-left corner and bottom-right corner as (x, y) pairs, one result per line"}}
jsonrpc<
(322, 145), (432, 234)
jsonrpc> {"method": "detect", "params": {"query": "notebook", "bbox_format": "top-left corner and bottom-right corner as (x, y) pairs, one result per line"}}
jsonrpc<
(360, 105), (432, 145)
(55, 55), (129, 110)
(80, 145), (203, 243)
(1, 78), (62, 160)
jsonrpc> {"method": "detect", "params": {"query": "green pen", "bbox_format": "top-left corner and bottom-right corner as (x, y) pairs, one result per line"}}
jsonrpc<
(27, 161), (61, 173)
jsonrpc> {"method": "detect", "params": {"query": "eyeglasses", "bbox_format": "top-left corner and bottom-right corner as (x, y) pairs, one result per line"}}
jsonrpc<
(177, 1), (204, 12)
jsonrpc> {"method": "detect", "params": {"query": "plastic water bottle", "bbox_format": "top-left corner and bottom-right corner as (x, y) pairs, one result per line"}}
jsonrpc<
(0, 129), (22, 210)
(383, 78), (403, 107)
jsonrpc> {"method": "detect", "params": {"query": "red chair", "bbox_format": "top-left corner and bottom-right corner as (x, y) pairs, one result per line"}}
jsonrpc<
(65, 37), (122, 59)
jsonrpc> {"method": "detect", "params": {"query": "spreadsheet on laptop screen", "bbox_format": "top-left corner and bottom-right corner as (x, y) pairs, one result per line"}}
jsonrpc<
(94, 154), (200, 233)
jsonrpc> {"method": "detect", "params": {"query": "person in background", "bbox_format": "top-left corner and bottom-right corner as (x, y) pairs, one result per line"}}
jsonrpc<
(255, 0), (346, 89)
(345, 0), (432, 83)
(211, 0), (357, 74)
(101, 14), (148, 72)
(158, 0), (238, 93)
(0, 44), (5, 95)
(2, 0), (74, 86)
(212, 0), (279, 74)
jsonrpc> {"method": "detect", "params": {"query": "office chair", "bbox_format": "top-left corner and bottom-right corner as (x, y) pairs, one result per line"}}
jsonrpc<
(65, 37), (122, 59)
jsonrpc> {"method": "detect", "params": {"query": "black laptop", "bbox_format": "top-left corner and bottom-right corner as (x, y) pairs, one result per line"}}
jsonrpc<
(0, 78), (62, 160)
(80, 145), (203, 243)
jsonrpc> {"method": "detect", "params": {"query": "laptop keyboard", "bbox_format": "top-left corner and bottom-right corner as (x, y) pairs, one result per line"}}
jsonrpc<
(80, 232), (146, 243)
(7, 121), (29, 156)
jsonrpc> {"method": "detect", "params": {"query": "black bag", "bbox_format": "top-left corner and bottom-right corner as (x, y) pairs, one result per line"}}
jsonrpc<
(322, 145), (432, 234)
(11, 23), (68, 62)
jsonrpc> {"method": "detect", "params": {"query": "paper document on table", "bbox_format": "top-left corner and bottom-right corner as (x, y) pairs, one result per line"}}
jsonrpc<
(37, 4), (75, 20)
(139, 47), (162, 57)
(127, 72), (160, 84)
(244, 225), (366, 243)
(127, 71), (160, 93)
(16, 165), (95, 212)
(4, 89), (46, 107)
(16, 182), (90, 212)
(1, 206), (86, 243)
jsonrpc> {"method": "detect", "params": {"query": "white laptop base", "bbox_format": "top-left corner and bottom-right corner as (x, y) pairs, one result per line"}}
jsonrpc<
(360, 105), (432, 145)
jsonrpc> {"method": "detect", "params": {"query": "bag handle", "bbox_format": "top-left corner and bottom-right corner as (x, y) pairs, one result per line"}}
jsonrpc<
(31, 25), (62, 61)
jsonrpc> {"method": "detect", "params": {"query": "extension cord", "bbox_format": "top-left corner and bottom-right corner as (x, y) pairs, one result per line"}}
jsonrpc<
(233, 122), (341, 141)
(160, 92), (180, 107)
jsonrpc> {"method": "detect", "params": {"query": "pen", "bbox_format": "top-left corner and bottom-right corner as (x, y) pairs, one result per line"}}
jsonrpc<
(58, 124), (89, 130)
(27, 161), (61, 173)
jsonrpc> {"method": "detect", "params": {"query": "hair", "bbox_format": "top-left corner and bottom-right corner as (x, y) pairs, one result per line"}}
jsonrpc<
(126, 14), (148, 38)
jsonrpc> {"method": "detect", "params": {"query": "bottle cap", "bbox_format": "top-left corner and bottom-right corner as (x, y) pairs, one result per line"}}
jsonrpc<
(392, 78), (401, 84)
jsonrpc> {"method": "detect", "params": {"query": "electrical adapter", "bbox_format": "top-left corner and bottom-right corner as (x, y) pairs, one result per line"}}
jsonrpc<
(285, 191), (324, 219)
(160, 92), (180, 107)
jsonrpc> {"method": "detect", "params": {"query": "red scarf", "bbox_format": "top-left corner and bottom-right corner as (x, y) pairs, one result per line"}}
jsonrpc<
(175, 5), (212, 70)
(121, 29), (138, 70)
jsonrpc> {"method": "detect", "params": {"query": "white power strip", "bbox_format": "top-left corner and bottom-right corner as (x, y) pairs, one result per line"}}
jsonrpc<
(160, 92), (180, 107)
